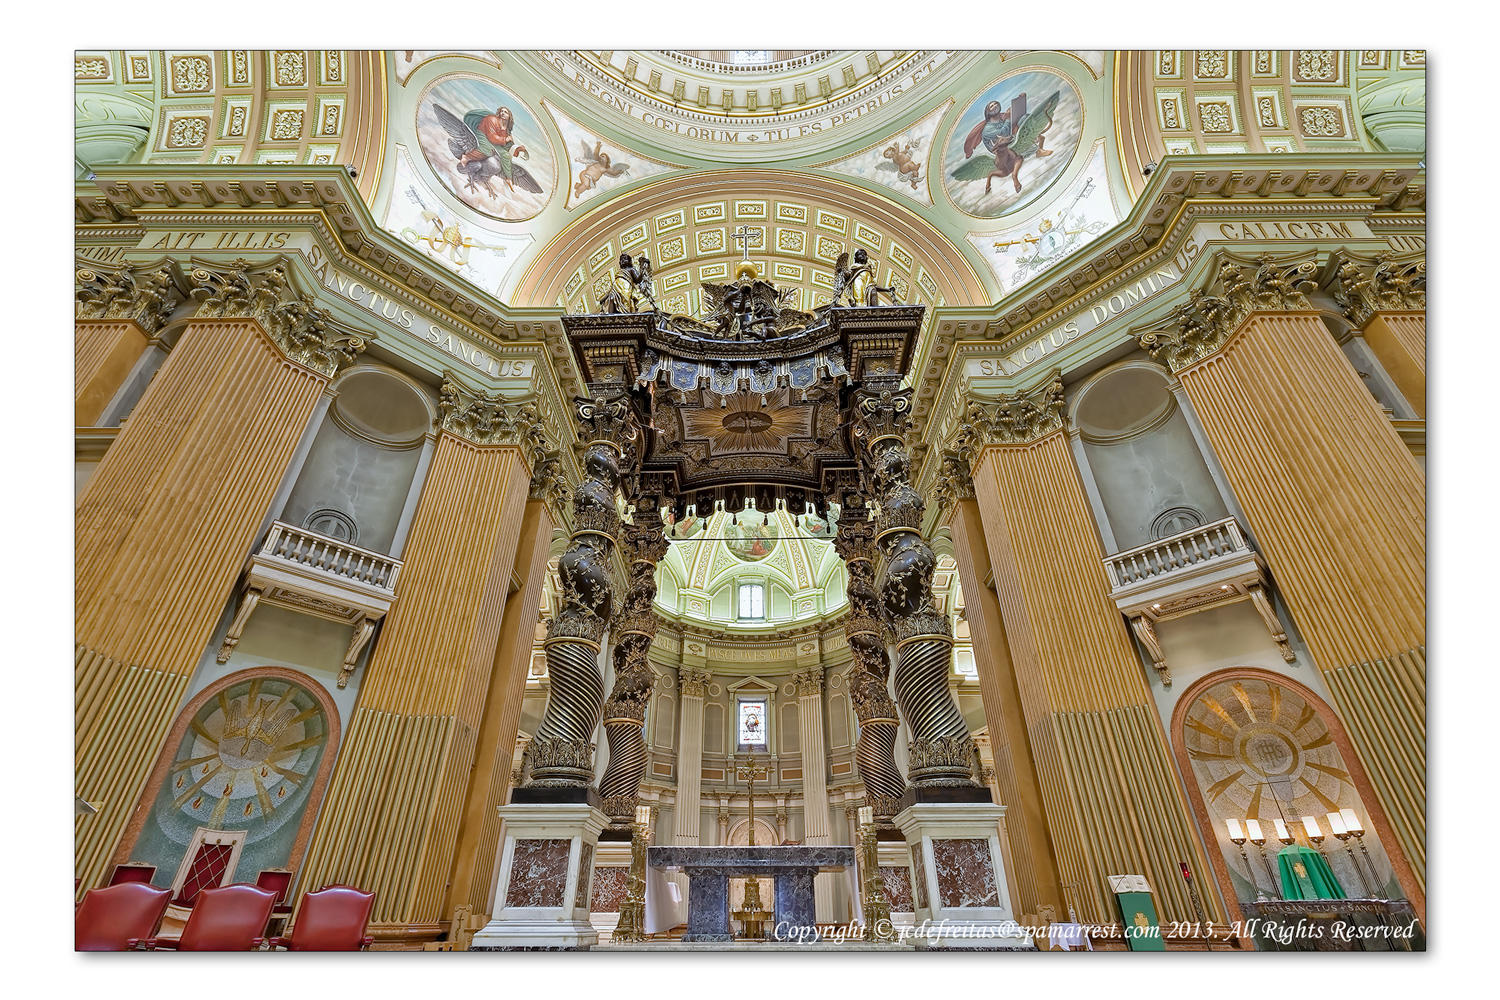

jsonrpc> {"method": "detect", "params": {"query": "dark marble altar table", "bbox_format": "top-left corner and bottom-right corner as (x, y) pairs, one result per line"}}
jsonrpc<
(649, 845), (855, 942)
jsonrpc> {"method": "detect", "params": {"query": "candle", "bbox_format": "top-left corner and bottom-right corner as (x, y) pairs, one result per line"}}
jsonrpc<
(1326, 812), (1347, 836)
(635, 804), (651, 827)
(1302, 815), (1322, 839)
(1272, 818), (1290, 841)
(1246, 819), (1264, 843)
(1340, 808), (1363, 834)
(1226, 818), (1244, 842)
(858, 805), (873, 826)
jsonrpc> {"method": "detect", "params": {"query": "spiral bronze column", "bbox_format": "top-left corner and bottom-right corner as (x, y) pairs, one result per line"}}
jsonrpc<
(597, 517), (668, 824)
(834, 514), (907, 821)
(528, 389), (641, 787)
(852, 386), (976, 788)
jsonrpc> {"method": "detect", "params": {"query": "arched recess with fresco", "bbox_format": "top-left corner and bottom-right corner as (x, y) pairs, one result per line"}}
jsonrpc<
(1170, 667), (1423, 924)
(110, 666), (341, 894)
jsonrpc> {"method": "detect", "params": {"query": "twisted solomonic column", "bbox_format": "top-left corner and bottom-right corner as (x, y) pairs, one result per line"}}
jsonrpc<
(528, 388), (642, 787)
(597, 517), (669, 824)
(833, 514), (907, 821)
(852, 386), (976, 788)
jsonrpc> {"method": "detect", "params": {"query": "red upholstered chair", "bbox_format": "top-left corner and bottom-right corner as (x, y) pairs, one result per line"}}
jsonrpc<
(134, 883), (277, 951)
(270, 886), (375, 951)
(107, 862), (158, 887)
(254, 869), (294, 908)
(76, 883), (171, 951)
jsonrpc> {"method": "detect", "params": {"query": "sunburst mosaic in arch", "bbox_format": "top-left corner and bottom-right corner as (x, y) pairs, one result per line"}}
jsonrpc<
(169, 676), (327, 827)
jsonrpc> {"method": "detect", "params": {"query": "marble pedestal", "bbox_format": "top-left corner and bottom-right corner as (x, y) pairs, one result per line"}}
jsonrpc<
(895, 801), (1033, 951)
(470, 800), (608, 950)
(649, 845), (855, 943)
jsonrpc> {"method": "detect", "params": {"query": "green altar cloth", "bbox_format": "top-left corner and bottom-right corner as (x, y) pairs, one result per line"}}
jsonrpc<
(1277, 845), (1345, 900)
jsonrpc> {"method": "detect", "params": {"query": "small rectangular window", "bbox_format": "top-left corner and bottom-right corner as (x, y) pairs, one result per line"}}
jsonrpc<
(738, 699), (767, 747)
(738, 583), (764, 620)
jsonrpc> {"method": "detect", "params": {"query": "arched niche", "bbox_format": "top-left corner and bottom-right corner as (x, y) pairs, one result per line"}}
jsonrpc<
(1171, 667), (1424, 924)
(1070, 360), (1229, 551)
(111, 666), (341, 895)
(280, 364), (436, 555)
(726, 817), (781, 915)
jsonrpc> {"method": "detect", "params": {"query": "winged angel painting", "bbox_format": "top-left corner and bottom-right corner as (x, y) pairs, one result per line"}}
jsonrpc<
(944, 69), (1084, 219)
(416, 76), (555, 222)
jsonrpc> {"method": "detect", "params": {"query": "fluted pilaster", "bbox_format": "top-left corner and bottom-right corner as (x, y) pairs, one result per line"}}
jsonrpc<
(1333, 252), (1427, 416)
(673, 666), (711, 845)
(75, 264), (181, 425)
(1147, 270), (1427, 907)
(953, 376), (1223, 925)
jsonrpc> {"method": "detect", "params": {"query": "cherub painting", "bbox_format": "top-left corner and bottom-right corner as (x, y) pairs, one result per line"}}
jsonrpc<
(944, 70), (1084, 219)
(417, 76), (554, 222)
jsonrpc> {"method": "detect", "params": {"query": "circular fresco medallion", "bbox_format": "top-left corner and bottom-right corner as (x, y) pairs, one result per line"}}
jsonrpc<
(416, 74), (555, 222)
(943, 68), (1084, 219)
(724, 517), (779, 562)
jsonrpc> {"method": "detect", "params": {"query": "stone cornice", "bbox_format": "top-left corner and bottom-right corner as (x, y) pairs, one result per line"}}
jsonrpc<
(75, 262), (184, 333)
(1136, 251), (1321, 372)
(1331, 249), (1427, 329)
(189, 258), (366, 377)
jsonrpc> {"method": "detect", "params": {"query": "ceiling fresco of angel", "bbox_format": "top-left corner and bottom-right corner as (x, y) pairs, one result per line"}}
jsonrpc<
(416, 75), (555, 222)
(944, 68), (1085, 219)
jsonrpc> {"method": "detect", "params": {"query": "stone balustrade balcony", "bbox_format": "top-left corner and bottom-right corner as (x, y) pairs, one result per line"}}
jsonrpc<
(217, 520), (404, 687)
(1102, 516), (1293, 687)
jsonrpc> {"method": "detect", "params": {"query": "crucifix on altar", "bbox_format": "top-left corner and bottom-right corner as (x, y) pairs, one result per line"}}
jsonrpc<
(731, 755), (772, 939)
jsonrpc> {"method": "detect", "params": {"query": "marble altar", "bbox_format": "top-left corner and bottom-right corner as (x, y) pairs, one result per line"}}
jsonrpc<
(649, 845), (855, 942)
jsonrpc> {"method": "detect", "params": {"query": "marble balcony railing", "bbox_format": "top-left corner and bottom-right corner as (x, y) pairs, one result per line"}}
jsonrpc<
(217, 520), (404, 686)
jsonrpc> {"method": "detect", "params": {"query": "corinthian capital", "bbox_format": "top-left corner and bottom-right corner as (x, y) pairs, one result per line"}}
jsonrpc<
(792, 667), (824, 697)
(75, 264), (180, 333)
(1333, 251), (1427, 328)
(679, 666), (712, 698)
(954, 370), (1066, 450)
(189, 261), (365, 376)
(438, 378), (548, 454)
(930, 450), (976, 521)
(1139, 253), (1319, 372)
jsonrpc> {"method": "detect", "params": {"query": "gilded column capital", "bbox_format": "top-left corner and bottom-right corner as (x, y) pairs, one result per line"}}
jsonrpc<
(954, 369), (1067, 452)
(1139, 253), (1319, 372)
(437, 376), (548, 452)
(1332, 251), (1427, 328)
(679, 666), (712, 698)
(189, 260), (366, 376)
(792, 667), (824, 697)
(930, 449), (977, 523)
(75, 263), (181, 333)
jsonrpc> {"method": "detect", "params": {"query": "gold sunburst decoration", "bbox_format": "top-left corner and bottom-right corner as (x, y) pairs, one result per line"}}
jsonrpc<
(168, 677), (326, 826)
(679, 391), (814, 456)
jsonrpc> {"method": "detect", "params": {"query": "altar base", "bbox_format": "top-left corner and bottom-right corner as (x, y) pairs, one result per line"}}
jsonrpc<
(470, 799), (608, 951)
(894, 800), (1034, 951)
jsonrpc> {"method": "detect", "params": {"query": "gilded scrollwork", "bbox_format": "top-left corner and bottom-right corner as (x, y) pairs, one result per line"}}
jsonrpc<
(437, 378), (548, 451)
(75, 263), (181, 333)
(953, 371), (1067, 452)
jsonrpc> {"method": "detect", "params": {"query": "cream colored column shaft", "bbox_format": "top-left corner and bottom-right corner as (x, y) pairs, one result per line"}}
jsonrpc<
(946, 496), (1063, 920)
(673, 668), (710, 845)
(793, 668), (836, 919)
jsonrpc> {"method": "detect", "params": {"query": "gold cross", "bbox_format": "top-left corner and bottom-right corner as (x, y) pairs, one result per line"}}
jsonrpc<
(733, 756), (770, 846)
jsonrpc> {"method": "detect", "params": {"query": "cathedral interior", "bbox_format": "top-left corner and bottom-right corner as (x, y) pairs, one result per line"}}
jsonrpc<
(70, 46), (1428, 958)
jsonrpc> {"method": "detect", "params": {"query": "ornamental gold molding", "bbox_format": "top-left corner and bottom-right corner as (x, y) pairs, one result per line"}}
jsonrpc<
(930, 450), (977, 523)
(1332, 251), (1427, 328)
(954, 369), (1067, 452)
(1137, 252), (1319, 372)
(75, 263), (182, 333)
(189, 259), (366, 376)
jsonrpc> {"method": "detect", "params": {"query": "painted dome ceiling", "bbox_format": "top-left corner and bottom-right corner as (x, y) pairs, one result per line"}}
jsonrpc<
(76, 49), (1425, 321)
